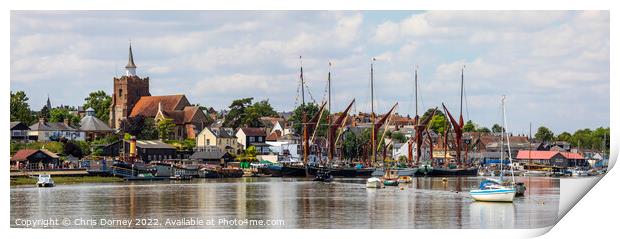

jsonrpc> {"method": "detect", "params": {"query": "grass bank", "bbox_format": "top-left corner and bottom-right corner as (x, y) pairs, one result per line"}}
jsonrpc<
(10, 176), (124, 186)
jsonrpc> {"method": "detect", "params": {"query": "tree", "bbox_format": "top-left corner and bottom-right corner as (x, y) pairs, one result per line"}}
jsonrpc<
(535, 126), (554, 142)
(193, 104), (216, 125)
(422, 107), (444, 120)
(223, 98), (277, 128)
(463, 120), (476, 132)
(165, 139), (197, 151)
(223, 98), (253, 128)
(249, 99), (277, 117)
(429, 114), (447, 134)
(477, 127), (491, 133)
(289, 103), (329, 136)
(140, 118), (159, 139)
(237, 146), (258, 162)
(556, 132), (571, 142)
(491, 124), (504, 133)
(49, 107), (80, 125)
(38, 105), (51, 120)
(10, 91), (34, 124)
(391, 131), (406, 143)
(62, 140), (84, 158)
(342, 129), (370, 161)
(120, 116), (145, 136)
(120, 115), (158, 139)
(157, 118), (176, 140)
(83, 90), (112, 122)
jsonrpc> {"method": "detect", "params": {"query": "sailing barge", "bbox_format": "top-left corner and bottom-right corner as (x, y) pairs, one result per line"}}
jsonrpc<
(414, 67), (478, 177)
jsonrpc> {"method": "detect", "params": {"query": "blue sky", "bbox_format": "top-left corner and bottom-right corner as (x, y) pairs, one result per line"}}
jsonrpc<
(10, 11), (609, 134)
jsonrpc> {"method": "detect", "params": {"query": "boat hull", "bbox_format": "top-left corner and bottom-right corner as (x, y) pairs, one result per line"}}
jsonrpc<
(415, 167), (478, 177)
(383, 180), (399, 186)
(470, 189), (516, 202)
(280, 165), (315, 177)
(515, 182), (526, 196)
(271, 165), (375, 177)
(372, 168), (417, 177)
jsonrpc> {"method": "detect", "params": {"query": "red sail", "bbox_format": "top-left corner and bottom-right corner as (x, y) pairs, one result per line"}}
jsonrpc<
(307, 102), (327, 138)
(374, 103), (398, 133)
(442, 103), (463, 164)
(328, 99), (355, 160)
(415, 108), (436, 164)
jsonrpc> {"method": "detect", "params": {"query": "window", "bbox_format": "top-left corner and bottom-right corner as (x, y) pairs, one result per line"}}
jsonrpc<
(257, 136), (263, 142)
(119, 89), (123, 97)
(249, 136), (255, 143)
(206, 139), (210, 145)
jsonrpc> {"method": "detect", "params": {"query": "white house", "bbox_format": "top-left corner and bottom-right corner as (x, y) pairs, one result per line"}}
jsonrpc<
(29, 118), (85, 141)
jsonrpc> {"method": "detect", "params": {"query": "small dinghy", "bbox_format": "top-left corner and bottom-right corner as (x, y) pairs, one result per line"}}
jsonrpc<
(37, 174), (54, 187)
(313, 169), (334, 182)
(397, 176), (413, 183)
(382, 169), (399, 187)
(366, 177), (384, 188)
(514, 182), (526, 196)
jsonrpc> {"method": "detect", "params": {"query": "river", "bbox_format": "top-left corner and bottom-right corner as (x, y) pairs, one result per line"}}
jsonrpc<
(10, 176), (559, 229)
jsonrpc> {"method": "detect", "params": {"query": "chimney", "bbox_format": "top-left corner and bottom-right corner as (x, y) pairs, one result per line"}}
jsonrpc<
(39, 117), (46, 124)
(63, 118), (70, 126)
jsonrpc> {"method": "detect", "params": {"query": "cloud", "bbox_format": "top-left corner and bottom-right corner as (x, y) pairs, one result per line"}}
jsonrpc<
(10, 11), (609, 133)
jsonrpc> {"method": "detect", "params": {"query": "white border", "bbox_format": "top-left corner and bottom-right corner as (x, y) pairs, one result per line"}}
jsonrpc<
(3, 1), (616, 238)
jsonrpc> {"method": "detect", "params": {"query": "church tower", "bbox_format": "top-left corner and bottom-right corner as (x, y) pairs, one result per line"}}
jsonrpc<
(109, 43), (151, 129)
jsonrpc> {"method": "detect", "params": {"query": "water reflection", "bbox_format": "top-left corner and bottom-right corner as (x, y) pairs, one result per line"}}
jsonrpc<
(11, 177), (559, 229)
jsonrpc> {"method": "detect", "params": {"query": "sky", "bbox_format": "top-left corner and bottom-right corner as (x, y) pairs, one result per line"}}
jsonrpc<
(10, 11), (609, 134)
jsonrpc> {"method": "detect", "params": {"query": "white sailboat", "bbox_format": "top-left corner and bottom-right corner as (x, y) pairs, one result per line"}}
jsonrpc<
(470, 96), (516, 202)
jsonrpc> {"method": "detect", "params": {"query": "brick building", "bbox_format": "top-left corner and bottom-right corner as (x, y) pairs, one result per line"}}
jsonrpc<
(108, 44), (209, 139)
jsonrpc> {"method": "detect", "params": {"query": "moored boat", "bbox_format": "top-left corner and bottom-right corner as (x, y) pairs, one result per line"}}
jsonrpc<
(366, 177), (384, 188)
(372, 167), (417, 177)
(37, 174), (54, 187)
(313, 168), (334, 182)
(170, 174), (192, 180)
(397, 176), (413, 183)
(470, 178), (516, 202)
(382, 169), (400, 186)
(415, 166), (478, 177)
(514, 182), (526, 196)
(470, 96), (519, 203)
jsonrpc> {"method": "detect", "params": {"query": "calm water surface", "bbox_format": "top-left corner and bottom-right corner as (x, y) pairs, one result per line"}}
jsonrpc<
(10, 177), (559, 229)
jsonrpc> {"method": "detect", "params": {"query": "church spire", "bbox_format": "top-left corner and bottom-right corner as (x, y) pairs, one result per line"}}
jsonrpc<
(46, 94), (51, 109)
(125, 42), (137, 76)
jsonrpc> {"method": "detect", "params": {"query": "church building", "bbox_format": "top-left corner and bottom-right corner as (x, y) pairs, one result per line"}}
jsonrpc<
(109, 44), (209, 140)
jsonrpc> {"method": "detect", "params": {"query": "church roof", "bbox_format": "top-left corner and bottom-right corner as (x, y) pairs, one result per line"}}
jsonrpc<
(161, 110), (185, 124)
(130, 95), (186, 117)
(183, 106), (200, 123)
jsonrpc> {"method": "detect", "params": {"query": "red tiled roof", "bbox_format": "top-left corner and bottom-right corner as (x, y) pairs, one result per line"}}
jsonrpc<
(240, 128), (266, 137)
(560, 152), (585, 160)
(266, 130), (282, 141)
(130, 95), (186, 117)
(11, 149), (38, 161)
(516, 150), (558, 160)
(162, 110), (185, 124)
(516, 150), (585, 160)
(11, 149), (59, 161)
(183, 106), (199, 123)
